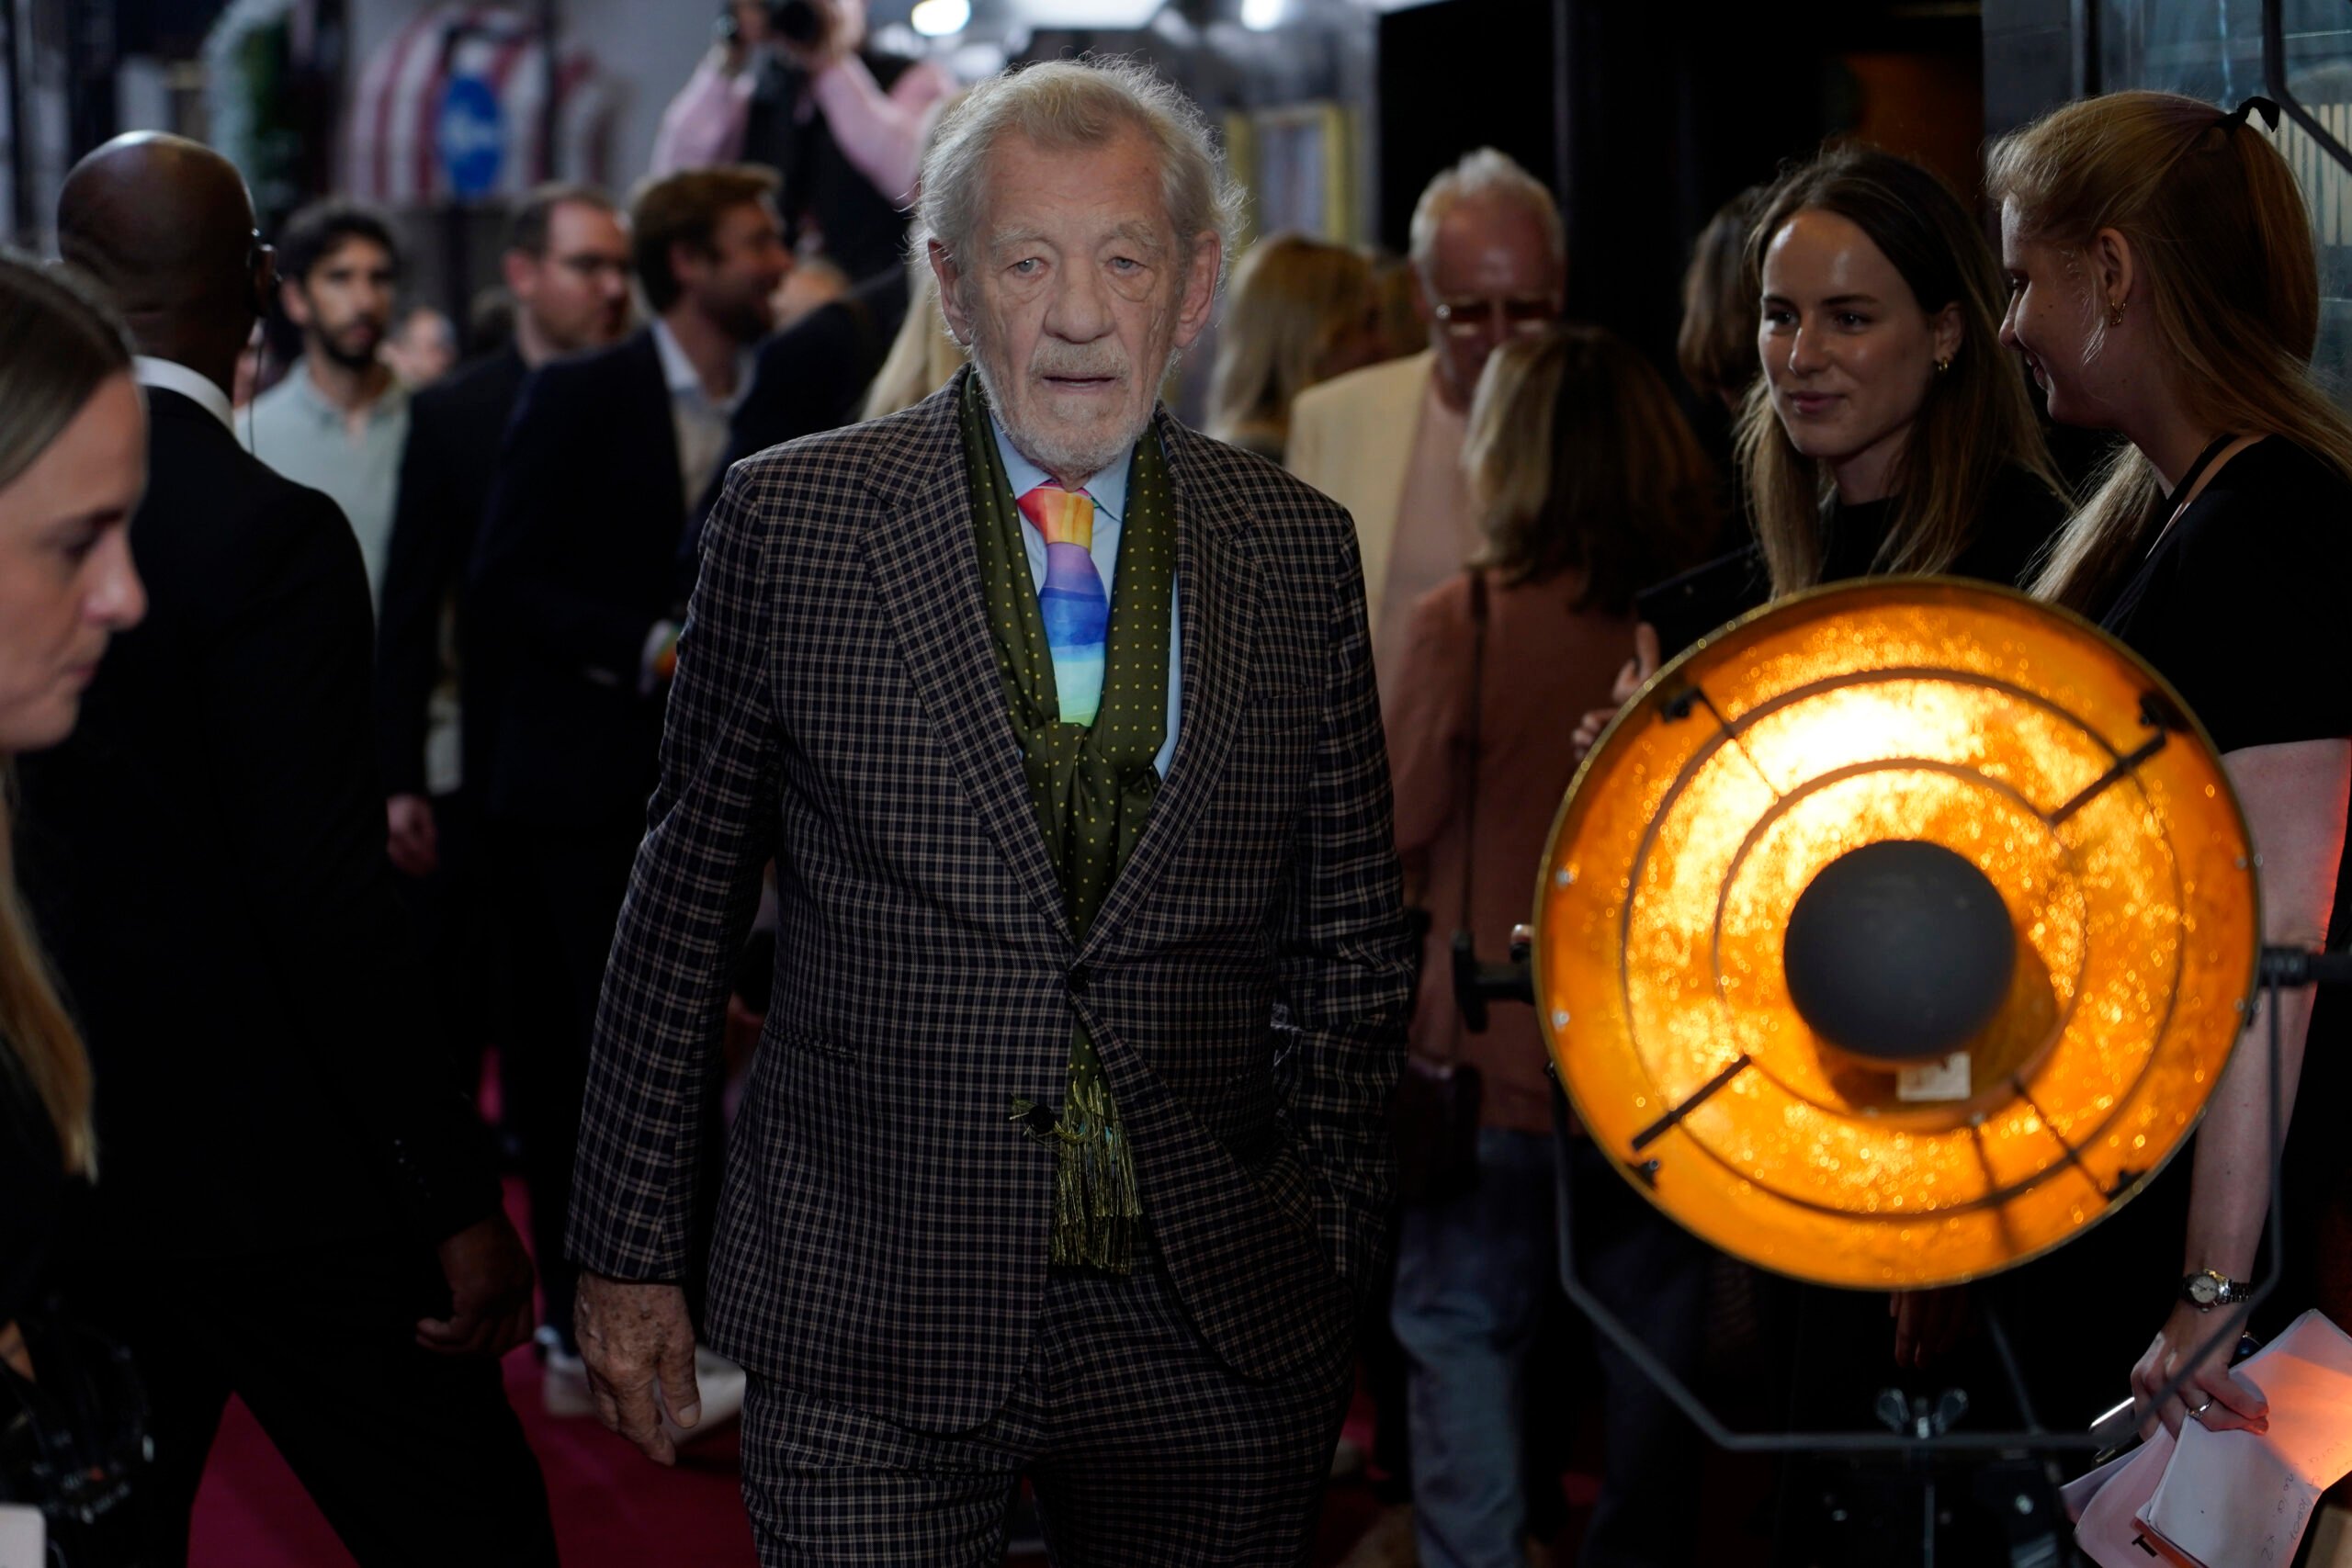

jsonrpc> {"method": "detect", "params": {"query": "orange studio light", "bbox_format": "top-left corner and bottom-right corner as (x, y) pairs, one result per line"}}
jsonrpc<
(1535, 580), (2258, 1290)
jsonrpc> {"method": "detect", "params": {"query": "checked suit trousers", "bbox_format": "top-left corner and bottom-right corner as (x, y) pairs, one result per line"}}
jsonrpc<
(738, 1233), (1355, 1567)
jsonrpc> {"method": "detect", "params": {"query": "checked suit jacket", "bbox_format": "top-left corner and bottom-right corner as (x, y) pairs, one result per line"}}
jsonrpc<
(569, 368), (1415, 1433)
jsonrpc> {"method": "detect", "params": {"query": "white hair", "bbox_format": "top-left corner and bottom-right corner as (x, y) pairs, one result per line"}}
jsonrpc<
(911, 56), (1246, 309)
(1408, 147), (1566, 280)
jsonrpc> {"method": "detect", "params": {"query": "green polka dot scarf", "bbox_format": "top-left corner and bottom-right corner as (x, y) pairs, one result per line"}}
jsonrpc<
(960, 375), (1175, 1274)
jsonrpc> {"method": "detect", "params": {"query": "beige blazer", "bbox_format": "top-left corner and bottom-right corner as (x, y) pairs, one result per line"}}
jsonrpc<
(1285, 349), (1435, 614)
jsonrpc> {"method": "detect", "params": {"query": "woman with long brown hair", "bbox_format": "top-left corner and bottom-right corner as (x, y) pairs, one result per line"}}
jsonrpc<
(0, 253), (147, 1382)
(1577, 148), (2072, 749)
(1741, 145), (2070, 594)
(1992, 90), (2352, 1440)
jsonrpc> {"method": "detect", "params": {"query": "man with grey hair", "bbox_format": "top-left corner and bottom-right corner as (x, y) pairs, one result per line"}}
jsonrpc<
(566, 55), (1413, 1562)
(1288, 147), (1565, 678)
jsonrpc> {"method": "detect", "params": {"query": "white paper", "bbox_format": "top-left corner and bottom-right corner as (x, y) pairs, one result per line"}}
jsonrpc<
(2069, 1310), (2352, 1568)
(2075, 1429), (2175, 1566)
(0, 1506), (45, 1568)
(2140, 1310), (2352, 1568)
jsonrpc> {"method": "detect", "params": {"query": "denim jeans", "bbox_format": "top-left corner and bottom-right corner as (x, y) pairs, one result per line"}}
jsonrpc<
(1392, 1127), (1560, 1568)
(1393, 1124), (1713, 1568)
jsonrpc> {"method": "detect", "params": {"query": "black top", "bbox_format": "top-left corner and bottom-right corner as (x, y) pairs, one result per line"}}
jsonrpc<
(742, 48), (922, 284)
(374, 344), (529, 800)
(466, 328), (684, 828)
(2008, 437), (2352, 1421)
(0, 1054), (62, 1325)
(1817, 462), (2065, 589)
(1640, 463), (2069, 659)
(2098, 437), (2352, 753)
(12, 389), (498, 1259)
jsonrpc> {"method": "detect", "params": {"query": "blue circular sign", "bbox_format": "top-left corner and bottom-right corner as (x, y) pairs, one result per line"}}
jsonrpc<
(437, 75), (504, 199)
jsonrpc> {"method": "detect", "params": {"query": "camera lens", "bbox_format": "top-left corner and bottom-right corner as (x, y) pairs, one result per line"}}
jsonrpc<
(768, 0), (823, 43)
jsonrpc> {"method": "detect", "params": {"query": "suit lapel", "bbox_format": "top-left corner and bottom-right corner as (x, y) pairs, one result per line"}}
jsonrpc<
(1082, 413), (1258, 957)
(861, 375), (1074, 943)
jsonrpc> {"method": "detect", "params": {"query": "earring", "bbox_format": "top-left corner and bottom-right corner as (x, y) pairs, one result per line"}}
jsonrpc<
(1933, 357), (1952, 375)
(2107, 299), (2127, 328)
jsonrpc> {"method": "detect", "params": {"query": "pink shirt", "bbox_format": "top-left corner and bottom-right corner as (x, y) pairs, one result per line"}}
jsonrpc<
(651, 51), (954, 209)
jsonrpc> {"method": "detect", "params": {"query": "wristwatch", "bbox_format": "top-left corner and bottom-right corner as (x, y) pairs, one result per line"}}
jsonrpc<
(2181, 1268), (2253, 1310)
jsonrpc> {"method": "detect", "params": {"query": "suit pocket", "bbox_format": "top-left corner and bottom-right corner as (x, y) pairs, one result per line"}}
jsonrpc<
(775, 1023), (861, 1065)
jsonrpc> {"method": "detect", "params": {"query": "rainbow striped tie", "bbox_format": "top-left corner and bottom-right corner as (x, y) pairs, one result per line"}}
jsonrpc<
(1016, 482), (1107, 727)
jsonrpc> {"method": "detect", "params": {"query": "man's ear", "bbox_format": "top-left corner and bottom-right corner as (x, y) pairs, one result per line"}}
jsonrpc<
(1170, 231), (1222, 353)
(667, 239), (709, 302)
(928, 238), (974, 346)
(278, 276), (311, 329)
(501, 248), (537, 302)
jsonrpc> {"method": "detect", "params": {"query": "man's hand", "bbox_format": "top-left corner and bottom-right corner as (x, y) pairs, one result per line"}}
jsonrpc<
(1570, 622), (1661, 761)
(0, 1320), (31, 1382)
(2132, 1299), (2267, 1439)
(575, 1272), (702, 1465)
(416, 1212), (536, 1357)
(386, 794), (439, 878)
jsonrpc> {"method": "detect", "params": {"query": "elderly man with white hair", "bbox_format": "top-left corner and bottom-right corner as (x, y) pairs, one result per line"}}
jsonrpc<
(565, 55), (1414, 1563)
(1287, 148), (1566, 679)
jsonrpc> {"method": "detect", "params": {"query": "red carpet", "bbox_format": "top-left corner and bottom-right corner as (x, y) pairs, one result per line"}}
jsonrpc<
(184, 1157), (1769, 1562)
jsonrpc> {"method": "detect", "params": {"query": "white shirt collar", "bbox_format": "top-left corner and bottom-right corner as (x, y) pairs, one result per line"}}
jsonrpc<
(650, 317), (756, 412)
(132, 355), (235, 434)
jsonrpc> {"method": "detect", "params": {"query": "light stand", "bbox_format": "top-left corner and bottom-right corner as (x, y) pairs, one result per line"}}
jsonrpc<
(1454, 935), (2339, 1567)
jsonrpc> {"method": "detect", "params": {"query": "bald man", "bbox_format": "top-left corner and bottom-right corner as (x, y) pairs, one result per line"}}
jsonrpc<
(15, 132), (557, 1566)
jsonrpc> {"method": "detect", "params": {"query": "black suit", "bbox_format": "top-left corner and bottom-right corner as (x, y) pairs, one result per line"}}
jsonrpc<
(374, 346), (529, 1079)
(14, 386), (554, 1565)
(377, 344), (527, 803)
(688, 265), (912, 537)
(467, 327), (690, 1340)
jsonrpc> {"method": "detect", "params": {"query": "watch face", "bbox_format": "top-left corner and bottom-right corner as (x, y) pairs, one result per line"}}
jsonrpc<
(2188, 1274), (2222, 1305)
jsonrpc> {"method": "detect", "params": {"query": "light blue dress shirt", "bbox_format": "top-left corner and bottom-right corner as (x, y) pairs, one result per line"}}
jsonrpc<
(990, 418), (1182, 779)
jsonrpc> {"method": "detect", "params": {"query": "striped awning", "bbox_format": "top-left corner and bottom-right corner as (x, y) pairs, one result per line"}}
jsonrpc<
(344, 4), (616, 206)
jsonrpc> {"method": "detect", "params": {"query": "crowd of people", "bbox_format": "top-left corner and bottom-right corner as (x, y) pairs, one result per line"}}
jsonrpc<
(0, 43), (2346, 1568)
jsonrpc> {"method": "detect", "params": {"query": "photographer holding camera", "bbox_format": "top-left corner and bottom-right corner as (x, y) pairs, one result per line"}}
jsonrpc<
(652, 0), (953, 286)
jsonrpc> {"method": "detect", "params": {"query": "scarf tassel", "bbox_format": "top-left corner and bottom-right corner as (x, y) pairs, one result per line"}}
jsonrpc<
(1010, 1072), (1140, 1274)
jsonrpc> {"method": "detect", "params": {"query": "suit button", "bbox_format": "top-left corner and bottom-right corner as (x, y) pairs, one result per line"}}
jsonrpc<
(1067, 964), (1091, 996)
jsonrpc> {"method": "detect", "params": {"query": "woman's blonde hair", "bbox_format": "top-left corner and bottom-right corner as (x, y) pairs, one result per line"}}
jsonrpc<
(864, 261), (969, 420)
(1736, 147), (2067, 596)
(1989, 91), (2352, 611)
(1464, 325), (1717, 613)
(0, 251), (129, 1179)
(1204, 233), (1373, 449)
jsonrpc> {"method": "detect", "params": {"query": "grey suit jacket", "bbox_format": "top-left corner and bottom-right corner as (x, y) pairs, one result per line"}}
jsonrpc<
(569, 369), (1413, 1433)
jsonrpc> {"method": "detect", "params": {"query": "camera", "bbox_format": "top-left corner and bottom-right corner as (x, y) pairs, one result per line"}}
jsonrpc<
(717, 0), (829, 48)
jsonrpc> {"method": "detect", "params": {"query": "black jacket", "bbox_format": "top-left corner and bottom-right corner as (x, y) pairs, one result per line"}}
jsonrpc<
(374, 345), (528, 801)
(14, 388), (498, 1259)
(467, 328), (685, 828)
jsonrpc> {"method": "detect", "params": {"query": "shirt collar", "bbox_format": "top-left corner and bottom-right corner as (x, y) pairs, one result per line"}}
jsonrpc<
(132, 356), (235, 434)
(281, 361), (406, 428)
(651, 317), (757, 412)
(988, 412), (1130, 526)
